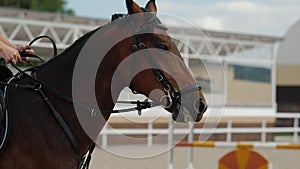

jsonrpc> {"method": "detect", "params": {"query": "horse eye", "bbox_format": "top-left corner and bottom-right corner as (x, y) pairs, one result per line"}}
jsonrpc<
(157, 44), (169, 51)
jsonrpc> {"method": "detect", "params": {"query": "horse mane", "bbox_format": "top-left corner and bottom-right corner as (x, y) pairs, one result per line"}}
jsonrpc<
(37, 27), (101, 68)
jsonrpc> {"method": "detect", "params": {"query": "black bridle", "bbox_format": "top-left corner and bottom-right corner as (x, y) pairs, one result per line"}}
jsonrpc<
(126, 12), (202, 120)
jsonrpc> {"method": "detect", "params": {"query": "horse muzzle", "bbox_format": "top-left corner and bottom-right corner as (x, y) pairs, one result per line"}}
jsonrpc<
(171, 96), (207, 123)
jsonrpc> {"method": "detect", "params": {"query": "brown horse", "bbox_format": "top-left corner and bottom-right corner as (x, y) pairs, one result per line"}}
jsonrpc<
(0, 0), (207, 168)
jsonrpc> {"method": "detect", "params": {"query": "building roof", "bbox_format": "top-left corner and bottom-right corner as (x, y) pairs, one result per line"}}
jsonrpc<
(169, 26), (282, 44)
(277, 19), (300, 65)
(0, 7), (281, 43)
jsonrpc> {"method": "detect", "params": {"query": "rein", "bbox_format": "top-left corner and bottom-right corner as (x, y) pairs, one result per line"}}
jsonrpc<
(3, 35), (161, 115)
(1, 35), (166, 169)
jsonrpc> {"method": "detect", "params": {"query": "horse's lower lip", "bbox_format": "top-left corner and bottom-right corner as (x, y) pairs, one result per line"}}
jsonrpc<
(173, 108), (204, 123)
(171, 101), (207, 122)
(173, 113), (202, 123)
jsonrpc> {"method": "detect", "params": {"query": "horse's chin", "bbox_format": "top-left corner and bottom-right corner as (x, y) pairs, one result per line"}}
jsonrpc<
(171, 106), (203, 123)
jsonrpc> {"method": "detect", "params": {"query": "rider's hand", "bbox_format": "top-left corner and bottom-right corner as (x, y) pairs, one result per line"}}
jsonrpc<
(0, 41), (22, 64)
(16, 45), (35, 61)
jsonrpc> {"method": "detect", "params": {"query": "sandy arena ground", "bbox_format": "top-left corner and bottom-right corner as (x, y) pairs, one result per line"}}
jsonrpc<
(90, 145), (300, 169)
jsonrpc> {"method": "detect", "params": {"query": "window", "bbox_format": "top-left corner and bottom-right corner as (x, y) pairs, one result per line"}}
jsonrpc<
(234, 65), (271, 83)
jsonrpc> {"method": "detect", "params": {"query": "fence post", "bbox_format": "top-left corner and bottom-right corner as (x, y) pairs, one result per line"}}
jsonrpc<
(226, 119), (232, 142)
(147, 121), (153, 147)
(293, 117), (299, 143)
(102, 123), (108, 148)
(168, 117), (174, 169)
(261, 119), (267, 142)
(186, 122), (194, 169)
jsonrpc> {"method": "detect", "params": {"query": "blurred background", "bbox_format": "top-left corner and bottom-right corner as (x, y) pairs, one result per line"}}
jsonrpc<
(1, 1), (300, 169)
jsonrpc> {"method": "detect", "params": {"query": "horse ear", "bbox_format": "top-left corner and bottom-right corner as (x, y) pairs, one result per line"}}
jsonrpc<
(126, 0), (143, 14)
(145, 0), (157, 15)
(111, 14), (119, 21)
(111, 14), (125, 21)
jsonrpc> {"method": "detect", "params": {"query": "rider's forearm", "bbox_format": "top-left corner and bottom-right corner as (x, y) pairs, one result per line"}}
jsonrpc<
(0, 35), (17, 49)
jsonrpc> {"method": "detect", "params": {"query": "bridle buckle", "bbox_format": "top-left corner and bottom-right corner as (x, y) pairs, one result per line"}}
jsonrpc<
(160, 86), (173, 109)
(157, 75), (163, 82)
(139, 42), (146, 49)
(132, 44), (138, 51)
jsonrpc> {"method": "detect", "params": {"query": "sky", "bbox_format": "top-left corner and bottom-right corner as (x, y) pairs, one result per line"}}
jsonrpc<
(65, 0), (300, 37)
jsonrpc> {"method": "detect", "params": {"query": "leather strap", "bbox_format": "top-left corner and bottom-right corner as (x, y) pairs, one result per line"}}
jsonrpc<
(36, 86), (81, 161)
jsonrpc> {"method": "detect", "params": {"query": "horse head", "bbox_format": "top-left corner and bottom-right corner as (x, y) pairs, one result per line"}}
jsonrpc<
(110, 0), (207, 123)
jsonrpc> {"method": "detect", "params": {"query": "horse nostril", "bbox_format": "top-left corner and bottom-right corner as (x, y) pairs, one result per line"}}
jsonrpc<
(196, 113), (203, 122)
(195, 97), (207, 113)
(200, 100), (208, 113)
(194, 98), (207, 122)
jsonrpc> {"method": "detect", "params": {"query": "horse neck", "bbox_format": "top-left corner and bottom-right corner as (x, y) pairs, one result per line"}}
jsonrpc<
(36, 29), (97, 92)
(37, 25), (127, 100)
(34, 26), (127, 153)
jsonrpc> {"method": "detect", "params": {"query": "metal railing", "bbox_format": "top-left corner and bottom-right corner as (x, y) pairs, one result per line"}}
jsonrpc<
(98, 112), (300, 169)
(99, 113), (300, 148)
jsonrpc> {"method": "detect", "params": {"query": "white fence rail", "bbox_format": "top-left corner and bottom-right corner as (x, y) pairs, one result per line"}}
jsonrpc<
(99, 113), (300, 148)
(99, 113), (300, 169)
